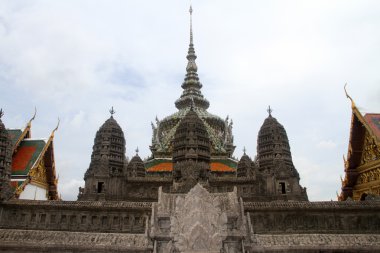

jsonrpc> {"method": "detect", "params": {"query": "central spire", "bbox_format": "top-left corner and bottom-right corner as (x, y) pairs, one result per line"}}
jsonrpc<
(175, 5), (210, 110)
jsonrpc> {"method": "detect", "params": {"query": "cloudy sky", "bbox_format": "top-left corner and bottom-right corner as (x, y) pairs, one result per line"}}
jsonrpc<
(0, 0), (379, 201)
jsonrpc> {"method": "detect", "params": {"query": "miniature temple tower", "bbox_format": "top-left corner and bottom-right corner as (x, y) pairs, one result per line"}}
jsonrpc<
(237, 148), (256, 178)
(80, 108), (127, 200)
(257, 107), (308, 200)
(0, 110), (13, 201)
(172, 106), (211, 192)
(126, 148), (145, 178)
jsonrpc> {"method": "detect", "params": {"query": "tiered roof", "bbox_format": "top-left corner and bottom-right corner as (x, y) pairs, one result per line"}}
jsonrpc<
(5, 111), (59, 200)
(339, 87), (380, 200)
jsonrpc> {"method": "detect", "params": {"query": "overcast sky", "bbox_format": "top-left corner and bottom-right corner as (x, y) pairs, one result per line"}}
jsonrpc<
(0, 0), (379, 201)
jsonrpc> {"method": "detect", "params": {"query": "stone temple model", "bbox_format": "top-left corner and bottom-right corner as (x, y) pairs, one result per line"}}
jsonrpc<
(78, 6), (307, 202)
(1, 6), (380, 253)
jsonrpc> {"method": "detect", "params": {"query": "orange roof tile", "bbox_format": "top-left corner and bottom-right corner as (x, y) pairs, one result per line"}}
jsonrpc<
(210, 162), (235, 172)
(146, 162), (173, 172)
(12, 146), (37, 172)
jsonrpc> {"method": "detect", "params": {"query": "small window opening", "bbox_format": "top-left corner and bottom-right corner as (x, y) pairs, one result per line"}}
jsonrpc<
(97, 182), (104, 193)
(279, 182), (286, 194)
(360, 193), (368, 201)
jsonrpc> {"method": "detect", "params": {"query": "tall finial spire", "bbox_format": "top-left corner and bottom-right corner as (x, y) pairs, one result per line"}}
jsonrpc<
(0, 108), (3, 119)
(189, 5), (193, 46)
(186, 5), (196, 66)
(175, 5), (210, 110)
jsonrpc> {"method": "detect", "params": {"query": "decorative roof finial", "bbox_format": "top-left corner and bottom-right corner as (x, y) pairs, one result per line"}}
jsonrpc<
(28, 107), (37, 126)
(267, 106), (273, 116)
(243, 146), (246, 155)
(109, 106), (116, 117)
(344, 83), (356, 109)
(135, 147), (139, 155)
(51, 118), (60, 137)
(0, 108), (3, 119)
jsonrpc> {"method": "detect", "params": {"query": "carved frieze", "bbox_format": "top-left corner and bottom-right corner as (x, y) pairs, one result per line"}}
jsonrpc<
(29, 159), (48, 188)
(249, 212), (380, 233)
(361, 131), (380, 165)
(0, 229), (151, 250)
(356, 167), (380, 185)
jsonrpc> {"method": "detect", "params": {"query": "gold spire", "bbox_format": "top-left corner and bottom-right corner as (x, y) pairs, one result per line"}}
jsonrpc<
(344, 83), (356, 109)
(27, 107), (37, 127)
(51, 118), (60, 137)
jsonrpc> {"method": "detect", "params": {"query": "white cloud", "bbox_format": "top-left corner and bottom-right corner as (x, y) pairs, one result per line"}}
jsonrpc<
(317, 140), (337, 149)
(294, 156), (341, 201)
(69, 110), (86, 129)
(58, 179), (84, 201)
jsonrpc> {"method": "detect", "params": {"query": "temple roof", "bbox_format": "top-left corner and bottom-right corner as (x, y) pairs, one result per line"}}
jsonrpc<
(145, 158), (236, 173)
(5, 112), (60, 200)
(7, 129), (23, 149)
(339, 88), (380, 200)
(11, 139), (46, 176)
(363, 113), (380, 141)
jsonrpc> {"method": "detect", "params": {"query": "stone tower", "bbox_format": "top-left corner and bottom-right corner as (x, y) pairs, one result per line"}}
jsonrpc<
(126, 149), (145, 178)
(172, 106), (211, 192)
(237, 149), (256, 178)
(257, 107), (307, 200)
(0, 109), (13, 201)
(80, 108), (127, 200)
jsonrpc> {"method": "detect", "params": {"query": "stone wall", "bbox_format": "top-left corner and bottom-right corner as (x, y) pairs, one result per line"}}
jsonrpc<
(0, 229), (152, 253)
(245, 201), (380, 234)
(0, 200), (151, 234)
(1, 190), (380, 252)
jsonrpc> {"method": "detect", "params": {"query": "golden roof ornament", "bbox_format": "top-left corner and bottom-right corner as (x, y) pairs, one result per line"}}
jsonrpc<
(51, 118), (60, 137)
(344, 83), (356, 109)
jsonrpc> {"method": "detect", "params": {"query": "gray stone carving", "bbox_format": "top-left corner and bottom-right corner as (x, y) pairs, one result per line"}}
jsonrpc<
(151, 184), (246, 253)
